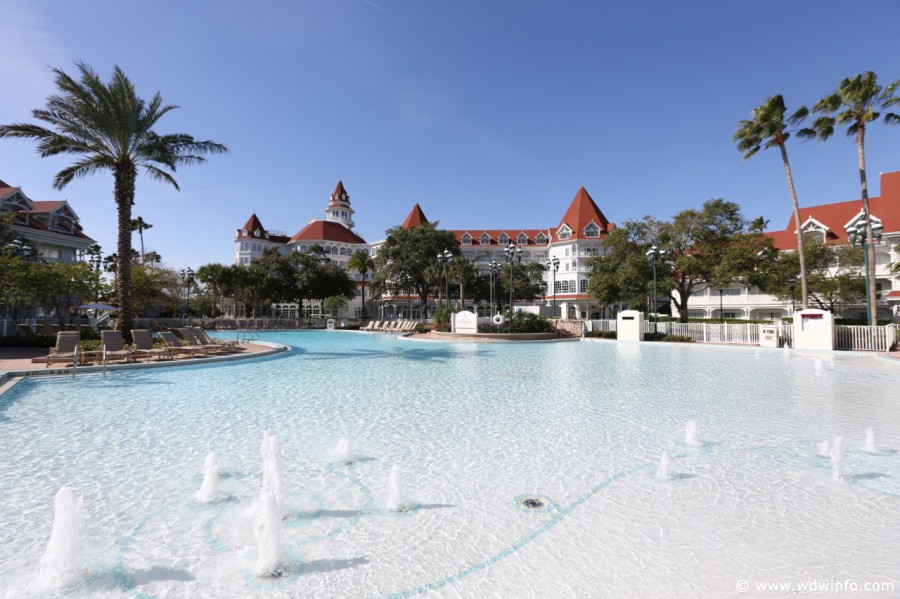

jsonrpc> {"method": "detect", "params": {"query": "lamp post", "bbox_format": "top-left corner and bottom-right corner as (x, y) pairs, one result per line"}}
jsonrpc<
(547, 256), (560, 318)
(489, 260), (500, 324)
(846, 219), (883, 326)
(504, 242), (522, 317)
(788, 276), (796, 317)
(645, 245), (665, 334)
(437, 249), (452, 310)
(180, 267), (195, 318)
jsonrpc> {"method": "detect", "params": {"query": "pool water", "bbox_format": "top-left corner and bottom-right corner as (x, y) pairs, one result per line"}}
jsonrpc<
(1, 332), (899, 597)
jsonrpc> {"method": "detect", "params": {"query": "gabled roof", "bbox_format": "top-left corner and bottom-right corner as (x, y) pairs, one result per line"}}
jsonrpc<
(290, 220), (367, 245)
(329, 180), (350, 207)
(556, 187), (613, 240)
(401, 203), (429, 228)
(236, 213), (290, 243)
(768, 171), (900, 250)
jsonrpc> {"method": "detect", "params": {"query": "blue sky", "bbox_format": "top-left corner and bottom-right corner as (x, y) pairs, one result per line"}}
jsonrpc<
(2, 0), (900, 269)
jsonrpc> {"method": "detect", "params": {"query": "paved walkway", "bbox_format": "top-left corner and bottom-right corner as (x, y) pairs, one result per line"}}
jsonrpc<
(0, 343), (283, 376)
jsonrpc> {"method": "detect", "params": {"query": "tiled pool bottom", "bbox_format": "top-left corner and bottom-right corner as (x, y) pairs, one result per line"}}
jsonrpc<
(1, 332), (899, 597)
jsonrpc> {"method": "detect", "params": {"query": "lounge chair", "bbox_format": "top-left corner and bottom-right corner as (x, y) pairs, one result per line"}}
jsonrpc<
(46, 331), (81, 368)
(159, 330), (208, 358)
(193, 327), (241, 351)
(179, 328), (227, 354)
(131, 329), (172, 362)
(100, 330), (135, 364)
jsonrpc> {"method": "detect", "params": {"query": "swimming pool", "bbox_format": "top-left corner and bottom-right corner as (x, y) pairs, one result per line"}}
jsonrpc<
(1, 332), (899, 597)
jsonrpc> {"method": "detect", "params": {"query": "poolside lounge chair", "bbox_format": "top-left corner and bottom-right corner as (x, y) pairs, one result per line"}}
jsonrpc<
(192, 327), (241, 351)
(100, 330), (135, 364)
(46, 331), (81, 368)
(159, 330), (208, 358)
(131, 329), (172, 362)
(179, 328), (227, 355)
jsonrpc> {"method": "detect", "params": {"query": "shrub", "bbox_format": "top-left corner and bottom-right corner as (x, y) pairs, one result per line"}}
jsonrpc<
(586, 330), (617, 339)
(503, 312), (554, 334)
(0, 334), (55, 348)
(660, 334), (693, 343)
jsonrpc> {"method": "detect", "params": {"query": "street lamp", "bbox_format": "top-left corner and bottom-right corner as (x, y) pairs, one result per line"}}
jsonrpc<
(504, 242), (522, 318)
(489, 260), (500, 324)
(547, 256), (560, 318)
(180, 267), (195, 317)
(788, 276), (796, 317)
(846, 219), (883, 326)
(645, 245), (666, 334)
(437, 249), (452, 310)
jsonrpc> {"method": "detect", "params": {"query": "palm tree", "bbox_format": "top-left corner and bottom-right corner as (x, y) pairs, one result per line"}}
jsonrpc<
(144, 251), (162, 268)
(131, 216), (153, 262)
(449, 255), (478, 311)
(733, 95), (811, 310)
(347, 249), (375, 319)
(0, 62), (227, 334)
(809, 72), (900, 325)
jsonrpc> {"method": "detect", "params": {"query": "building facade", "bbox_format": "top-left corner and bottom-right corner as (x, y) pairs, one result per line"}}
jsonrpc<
(1, 179), (96, 263)
(234, 173), (900, 323)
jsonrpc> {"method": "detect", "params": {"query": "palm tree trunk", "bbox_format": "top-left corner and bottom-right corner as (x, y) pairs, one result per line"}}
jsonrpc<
(857, 126), (878, 325)
(115, 165), (136, 336)
(779, 144), (809, 310)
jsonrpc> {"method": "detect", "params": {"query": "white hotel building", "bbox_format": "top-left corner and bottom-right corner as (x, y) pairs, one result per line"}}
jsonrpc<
(234, 175), (900, 322)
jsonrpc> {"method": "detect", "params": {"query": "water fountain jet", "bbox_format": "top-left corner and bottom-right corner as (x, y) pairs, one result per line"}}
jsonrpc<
(35, 487), (84, 591)
(862, 427), (877, 454)
(816, 440), (831, 458)
(197, 452), (219, 503)
(830, 436), (843, 482)
(335, 437), (352, 464)
(684, 421), (701, 446)
(254, 490), (283, 577)
(386, 464), (407, 512)
(655, 451), (672, 480)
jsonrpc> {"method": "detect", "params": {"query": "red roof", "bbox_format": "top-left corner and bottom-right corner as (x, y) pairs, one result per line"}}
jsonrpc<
(767, 171), (900, 250)
(556, 187), (613, 240)
(329, 180), (350, 207)
(236, 213), (290, 243)
(401, 203), (429, 229)
(289, 220), (367, 245)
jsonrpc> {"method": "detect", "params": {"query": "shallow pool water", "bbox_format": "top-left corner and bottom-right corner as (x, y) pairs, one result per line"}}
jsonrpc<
(1, 332), (899, 597)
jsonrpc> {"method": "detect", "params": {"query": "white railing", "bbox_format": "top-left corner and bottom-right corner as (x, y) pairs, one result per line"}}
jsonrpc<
(587, 319), (897, 351)
(835, 325), (898, 352)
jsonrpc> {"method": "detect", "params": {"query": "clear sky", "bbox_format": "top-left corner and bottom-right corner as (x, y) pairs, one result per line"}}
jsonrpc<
(2, 0), (899, 270)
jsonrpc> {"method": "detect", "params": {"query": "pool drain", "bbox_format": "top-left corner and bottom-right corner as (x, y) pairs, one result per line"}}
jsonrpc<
(517, 496), (548, 510)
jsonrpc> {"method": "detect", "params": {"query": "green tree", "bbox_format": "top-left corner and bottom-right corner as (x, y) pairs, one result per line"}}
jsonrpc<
(347, 249), (375, 318)
(588, 224), (655, 310)
(733, 95), (812, 309)
(0, 62), (227, 334)
(131, 216), (153, 262)
(759, 238), (865, 314)
(496, 261), (546, 313)
(370, 222), (458, 318)
(809, 72), (900, 324)
(131, 264), (171, 317)
(323, 295), (349, 318)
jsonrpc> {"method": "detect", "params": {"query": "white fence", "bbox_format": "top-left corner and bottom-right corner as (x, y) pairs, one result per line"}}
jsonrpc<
(586, 320), (898, 352)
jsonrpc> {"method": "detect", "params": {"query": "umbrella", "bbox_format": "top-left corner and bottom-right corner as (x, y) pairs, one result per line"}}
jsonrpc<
(78, 303), (119, 311)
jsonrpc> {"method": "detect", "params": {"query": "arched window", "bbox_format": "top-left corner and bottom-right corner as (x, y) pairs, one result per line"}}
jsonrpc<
(461, 233), (473, 245)
(479, 233), (491, 245)
(517, 233), (528, 245)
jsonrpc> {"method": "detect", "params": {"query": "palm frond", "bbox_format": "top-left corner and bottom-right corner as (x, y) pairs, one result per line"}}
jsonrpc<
(883, 112), (900, 125)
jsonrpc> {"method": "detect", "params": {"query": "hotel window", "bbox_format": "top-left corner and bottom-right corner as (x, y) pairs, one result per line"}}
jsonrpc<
(557, 226), (572, 240)
(480, 233), (491, 245)
(584, 223), (601, 238)
(580, 279), (588, 293)
(517, 233), (528, 245)
(498, 233), (509, 245)
(535, 233), (548, 245)
(461, 234), (473, 245)
(240, 242), (248, 251)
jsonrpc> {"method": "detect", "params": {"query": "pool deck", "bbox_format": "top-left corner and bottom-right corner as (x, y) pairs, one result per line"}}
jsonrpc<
(0, 341), (287, 379)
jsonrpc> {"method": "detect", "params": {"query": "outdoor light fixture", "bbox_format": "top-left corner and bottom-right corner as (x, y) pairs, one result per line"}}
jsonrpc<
(645, 245), (666, 334)
(547, 256), (560, 318)
(845, 218), (883, 326)
(505, 242), (522, 317)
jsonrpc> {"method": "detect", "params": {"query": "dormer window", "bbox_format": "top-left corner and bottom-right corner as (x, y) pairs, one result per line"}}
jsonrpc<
(535, 233), (548, 245)
(584, 223), (601, 238)
(498, 233), (510, 245)
(254, 228), (261, 237)
(517, 233), (528, 245)
(243, 228), (249, 236)
(461, 233), (473, 245)
(479, 233), (491, 245)
(557, 225), (572, 241)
